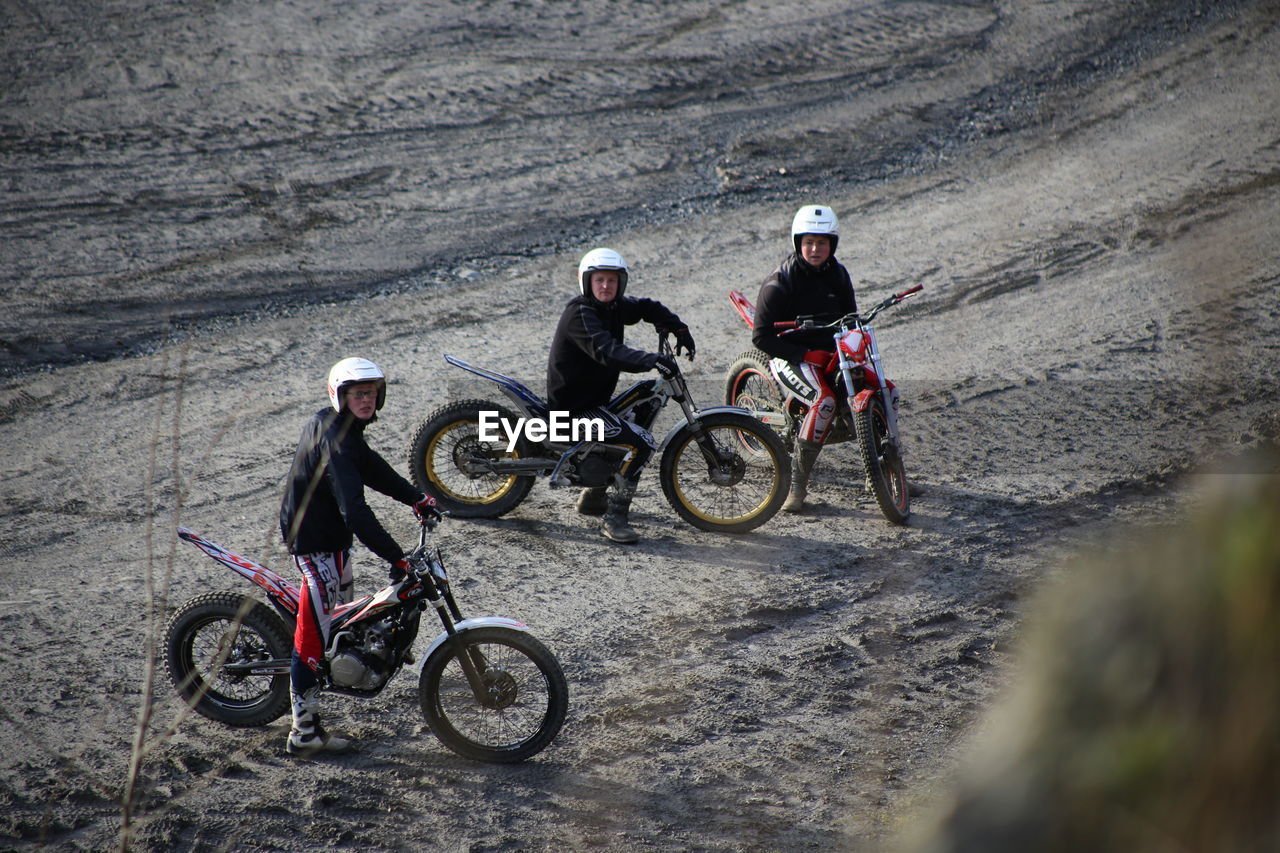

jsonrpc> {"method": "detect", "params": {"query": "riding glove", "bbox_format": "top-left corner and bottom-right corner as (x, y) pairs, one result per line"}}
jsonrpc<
(673, 326), (697, 360)
(412, 493), (441, 523)
(388, 556), (412, 583)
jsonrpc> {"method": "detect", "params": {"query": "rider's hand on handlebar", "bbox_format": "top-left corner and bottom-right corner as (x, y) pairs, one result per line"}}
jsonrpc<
(673, 326), (696, 360)
(654, 354), (679, 378)
(413, 493), (442, 524)
(388, 556), (411, 583)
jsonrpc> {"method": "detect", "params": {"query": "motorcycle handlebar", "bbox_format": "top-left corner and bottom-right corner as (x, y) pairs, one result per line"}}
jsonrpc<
(417, 511), (447, 540)
(772, 284), (923, 332)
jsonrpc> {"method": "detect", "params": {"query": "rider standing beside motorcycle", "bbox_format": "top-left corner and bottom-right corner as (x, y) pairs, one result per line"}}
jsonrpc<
(546, 248), (695, 544)
(278, 357), (438, 756)
(751, 205), (858, 513)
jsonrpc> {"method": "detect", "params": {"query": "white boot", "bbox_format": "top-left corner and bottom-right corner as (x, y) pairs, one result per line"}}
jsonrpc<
(287, 689), (352, 756)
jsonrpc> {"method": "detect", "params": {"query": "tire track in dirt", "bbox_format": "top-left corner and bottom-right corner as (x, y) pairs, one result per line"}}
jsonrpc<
(2, 0), (1245, 378)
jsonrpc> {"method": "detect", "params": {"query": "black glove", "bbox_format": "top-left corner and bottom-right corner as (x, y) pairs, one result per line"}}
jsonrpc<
(654, 354), (679, 377)
(388, 556), (411, 583)
(412, 493), (441, 524)
(673, 326), (696, 360)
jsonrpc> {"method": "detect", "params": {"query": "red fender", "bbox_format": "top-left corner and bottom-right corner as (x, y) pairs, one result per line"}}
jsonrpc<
(850, 378), (895, 413)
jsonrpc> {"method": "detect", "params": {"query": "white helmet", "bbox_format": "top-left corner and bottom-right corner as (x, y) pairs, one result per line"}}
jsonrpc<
(577, 247), (629, 298)
(327, 357), (386, 412)
(791, 204), (839, 254)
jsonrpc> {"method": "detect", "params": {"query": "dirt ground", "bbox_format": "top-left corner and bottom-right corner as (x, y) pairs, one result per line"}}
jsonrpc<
(2, 0), (1278, 850)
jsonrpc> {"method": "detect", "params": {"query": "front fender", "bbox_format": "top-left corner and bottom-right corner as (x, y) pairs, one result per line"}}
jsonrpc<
(416, 616), (530, 672)
(657, 405), (755, 451)
(850, 388), (876, 413)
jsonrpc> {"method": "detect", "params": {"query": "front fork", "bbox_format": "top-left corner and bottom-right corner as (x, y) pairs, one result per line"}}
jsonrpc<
(422, 572), (500, 708)
(840, 337), (901, 445)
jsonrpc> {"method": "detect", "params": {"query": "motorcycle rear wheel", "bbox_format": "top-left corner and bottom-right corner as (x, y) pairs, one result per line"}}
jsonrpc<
(854, 396), (910, 524)
(408, 400), (536, 518)
(723, 349), (789, 455)
(659, 411), (790, 533)
(165, 591), (292, 727)
(418, 627), (568, 763)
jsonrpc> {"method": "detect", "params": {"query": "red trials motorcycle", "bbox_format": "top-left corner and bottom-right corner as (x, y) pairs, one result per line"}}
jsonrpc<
(724, 284), (922, 524)
(164, 517), (567, 763)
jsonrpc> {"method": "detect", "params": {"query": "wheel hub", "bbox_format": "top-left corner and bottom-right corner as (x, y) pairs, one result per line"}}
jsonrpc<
(707, 451), (747, 486)
(481, 669), (518, 709)
(453, 437), (491, 479)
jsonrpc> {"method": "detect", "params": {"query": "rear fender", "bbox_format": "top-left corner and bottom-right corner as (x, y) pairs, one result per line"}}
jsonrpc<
(177, 527), (300, 616)
(747, 410), (789, 428)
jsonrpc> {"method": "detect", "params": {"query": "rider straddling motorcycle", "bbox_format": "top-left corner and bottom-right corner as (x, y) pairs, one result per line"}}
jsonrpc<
(546, 248), (695, 544)
(751, 205), (858, 513)
(278, 356), (441, 756)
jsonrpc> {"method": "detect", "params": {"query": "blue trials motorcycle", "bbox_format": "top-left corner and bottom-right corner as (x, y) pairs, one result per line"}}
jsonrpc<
(407, 335), (790, 534)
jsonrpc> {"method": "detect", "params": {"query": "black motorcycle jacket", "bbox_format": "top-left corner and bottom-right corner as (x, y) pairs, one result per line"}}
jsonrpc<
(752, 253), (858, 363)
(279, 408), (419, 563)
(547, 294), (685, 412)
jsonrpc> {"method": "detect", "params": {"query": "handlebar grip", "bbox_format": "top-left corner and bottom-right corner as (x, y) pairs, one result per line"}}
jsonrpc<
(772, 320), (799, 330)
(899, 283), (924, 298)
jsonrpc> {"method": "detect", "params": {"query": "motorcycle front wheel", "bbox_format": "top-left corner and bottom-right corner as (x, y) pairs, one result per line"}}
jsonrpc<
(165, 591), (292, 727)
(408, 400), (536, 518)
(723, 349), (789, 456)
(419, 627), (568, 764)
(659, 411), (790, 533)
(854, 395), (910, 524)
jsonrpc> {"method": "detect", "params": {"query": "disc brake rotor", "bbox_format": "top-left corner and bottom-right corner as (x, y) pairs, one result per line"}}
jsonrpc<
(706, 447), (747, 486)
(481, 669), (519, 709)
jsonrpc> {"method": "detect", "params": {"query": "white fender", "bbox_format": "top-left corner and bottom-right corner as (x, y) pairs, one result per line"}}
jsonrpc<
(416, 616), (530, 672)
(656, 405), (756, 452)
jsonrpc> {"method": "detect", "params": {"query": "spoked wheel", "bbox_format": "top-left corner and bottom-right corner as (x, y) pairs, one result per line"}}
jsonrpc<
(419, 627), (568, 763)
(165, 591), (292, 727)
(724, 349), (788, 456)
(659, 411), (790, 533)
(408, 400), (535, 518)
(854, 395), (910, 524)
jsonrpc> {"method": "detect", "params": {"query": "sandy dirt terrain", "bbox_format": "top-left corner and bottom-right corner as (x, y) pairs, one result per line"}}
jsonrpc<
(2, 0), (1278, 850)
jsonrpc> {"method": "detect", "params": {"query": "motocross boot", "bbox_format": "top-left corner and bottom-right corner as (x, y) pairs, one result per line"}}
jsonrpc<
(600, 479), (640, 544)
(576, 486), (608, 516)
(287, 689), (352, 757)
(782, 439), (823, 513)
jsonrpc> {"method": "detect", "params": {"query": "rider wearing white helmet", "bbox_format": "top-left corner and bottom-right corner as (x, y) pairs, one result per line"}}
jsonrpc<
(546, 248), (696, 544)
(751, 205), (858, 513)
(278, 357), (438, 756)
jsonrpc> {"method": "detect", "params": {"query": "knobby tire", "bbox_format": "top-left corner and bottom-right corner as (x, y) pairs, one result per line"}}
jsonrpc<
(854, 396), (910, 524)
(418, 626), (568, 763)
(165, 591), (293, 727)
(659, 411), (790, 533)
(408, 399), (535, 518)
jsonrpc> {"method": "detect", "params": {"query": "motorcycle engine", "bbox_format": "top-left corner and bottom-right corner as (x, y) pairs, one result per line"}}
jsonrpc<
(571, 446), (627, 487)
(329, 622), (394, 690)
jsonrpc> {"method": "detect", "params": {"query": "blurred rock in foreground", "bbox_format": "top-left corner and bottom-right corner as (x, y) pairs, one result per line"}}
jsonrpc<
(901, 452), (1280, 853)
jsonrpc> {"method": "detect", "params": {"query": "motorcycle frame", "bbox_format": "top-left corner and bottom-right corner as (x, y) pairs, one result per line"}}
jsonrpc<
(176, 524), (530, 703)
(442, 347), (758, 485)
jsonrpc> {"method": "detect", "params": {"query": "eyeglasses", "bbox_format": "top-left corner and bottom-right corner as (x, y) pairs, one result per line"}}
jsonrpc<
(346, 389), (379, 401)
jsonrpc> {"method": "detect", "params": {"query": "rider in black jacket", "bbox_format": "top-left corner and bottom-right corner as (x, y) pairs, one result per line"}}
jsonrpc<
(751, 205), (858, 513)
(546, 247), (695, 544)
(278, 357), (437, 756)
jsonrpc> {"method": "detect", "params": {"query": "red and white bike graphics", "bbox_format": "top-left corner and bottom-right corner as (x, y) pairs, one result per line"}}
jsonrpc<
(724, 284), (922, 524)
(166, 519), (567, 763)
